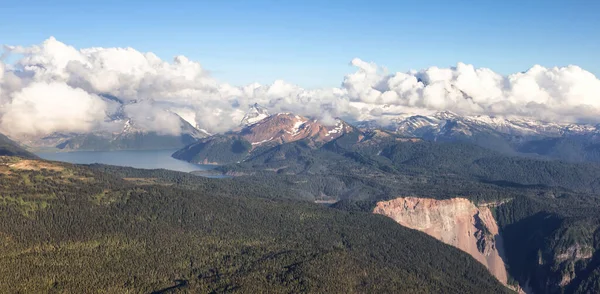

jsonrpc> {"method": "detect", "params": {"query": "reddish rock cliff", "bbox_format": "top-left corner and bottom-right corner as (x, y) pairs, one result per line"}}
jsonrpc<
(373, 197), (508, 284)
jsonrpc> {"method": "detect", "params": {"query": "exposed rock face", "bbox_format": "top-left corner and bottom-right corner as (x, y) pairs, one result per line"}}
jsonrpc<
(373, 197), (508, 284)
(553, 243), (594, 288)
(555, 244), (594, 262)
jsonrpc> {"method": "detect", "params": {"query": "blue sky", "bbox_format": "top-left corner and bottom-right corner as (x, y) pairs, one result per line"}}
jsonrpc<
(1, 0), (599, 88)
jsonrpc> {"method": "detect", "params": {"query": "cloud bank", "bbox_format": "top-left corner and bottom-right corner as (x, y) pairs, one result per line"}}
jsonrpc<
(1, 37), (599, 138)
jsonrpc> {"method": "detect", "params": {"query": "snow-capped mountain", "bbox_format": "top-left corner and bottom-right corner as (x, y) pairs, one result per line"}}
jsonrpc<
(360, 111), (600, 162)
(390, 111), (599, 138)
(235, 104), (354, 148)
(240, 103), (270, 126)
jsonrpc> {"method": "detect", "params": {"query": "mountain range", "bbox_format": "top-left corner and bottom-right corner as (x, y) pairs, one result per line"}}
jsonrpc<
(4, 102), (600, 292)
(9, 98), (600, 161)
(172, 105), (600, 166)
(0, 132), (38, 158)
(378, 111), (600, 162)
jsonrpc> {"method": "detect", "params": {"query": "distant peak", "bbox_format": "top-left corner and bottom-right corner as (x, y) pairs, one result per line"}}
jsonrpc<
(250, 103), (268, 112)
(241, 103), (270, 126)
(434, 110), (460, 119)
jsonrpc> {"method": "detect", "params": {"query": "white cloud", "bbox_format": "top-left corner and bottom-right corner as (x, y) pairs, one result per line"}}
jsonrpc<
(0, 61), (4, 103)
(122, 101), (184, 136)
(1, 37), (600, 138)
(0, 82), (106, 136)
(351, 60), (600, 122)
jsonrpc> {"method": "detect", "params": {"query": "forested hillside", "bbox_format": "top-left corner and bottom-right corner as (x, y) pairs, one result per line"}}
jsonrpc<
(0, 156), (508, 293)
(217, 135), (600, 197)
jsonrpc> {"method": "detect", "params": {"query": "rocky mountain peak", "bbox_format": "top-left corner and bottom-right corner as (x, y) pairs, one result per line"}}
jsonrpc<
(240, 103), (270, 126)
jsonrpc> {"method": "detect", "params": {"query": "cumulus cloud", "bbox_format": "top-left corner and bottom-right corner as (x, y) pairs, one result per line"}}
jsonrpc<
(343, 60), (600, 123)
(122, 101), (185, 136)
(0, 37), (599, 138)
(0, 82), (106, 136)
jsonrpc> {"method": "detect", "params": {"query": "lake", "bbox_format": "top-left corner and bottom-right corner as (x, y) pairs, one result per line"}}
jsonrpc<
(36, 149), (214, 173)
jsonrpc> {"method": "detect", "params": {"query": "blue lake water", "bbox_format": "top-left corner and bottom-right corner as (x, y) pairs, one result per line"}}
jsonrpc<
(36, 149), (213, 173)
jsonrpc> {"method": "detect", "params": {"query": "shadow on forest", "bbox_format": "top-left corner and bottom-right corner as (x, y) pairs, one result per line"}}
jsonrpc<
(151, 279), (188, 294)
(500, 212), (561, 292)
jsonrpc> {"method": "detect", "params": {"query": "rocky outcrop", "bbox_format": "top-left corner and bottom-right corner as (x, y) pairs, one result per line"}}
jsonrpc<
(552, 243), (594, 288)
(373, 197), (508, 284)
(555, 244), (594, 262)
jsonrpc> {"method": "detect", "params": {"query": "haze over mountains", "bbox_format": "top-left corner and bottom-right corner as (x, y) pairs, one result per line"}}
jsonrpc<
(0, 132), (37, 158)
(15, 96), (209, 151)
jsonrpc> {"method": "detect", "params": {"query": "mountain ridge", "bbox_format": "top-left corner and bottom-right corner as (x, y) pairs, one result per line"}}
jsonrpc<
(173, 112), (356, 164)
(355, 111), (600, 162)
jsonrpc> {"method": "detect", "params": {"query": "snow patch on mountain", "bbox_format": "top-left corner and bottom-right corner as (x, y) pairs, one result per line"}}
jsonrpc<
(251, 136), (275, 146)
(290, 120), (307, 136)
(389, 112), (600, 138)
(327, 120), (344, 136)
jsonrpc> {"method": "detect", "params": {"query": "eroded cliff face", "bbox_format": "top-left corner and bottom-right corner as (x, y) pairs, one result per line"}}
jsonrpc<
(373, 197), (508, 284)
